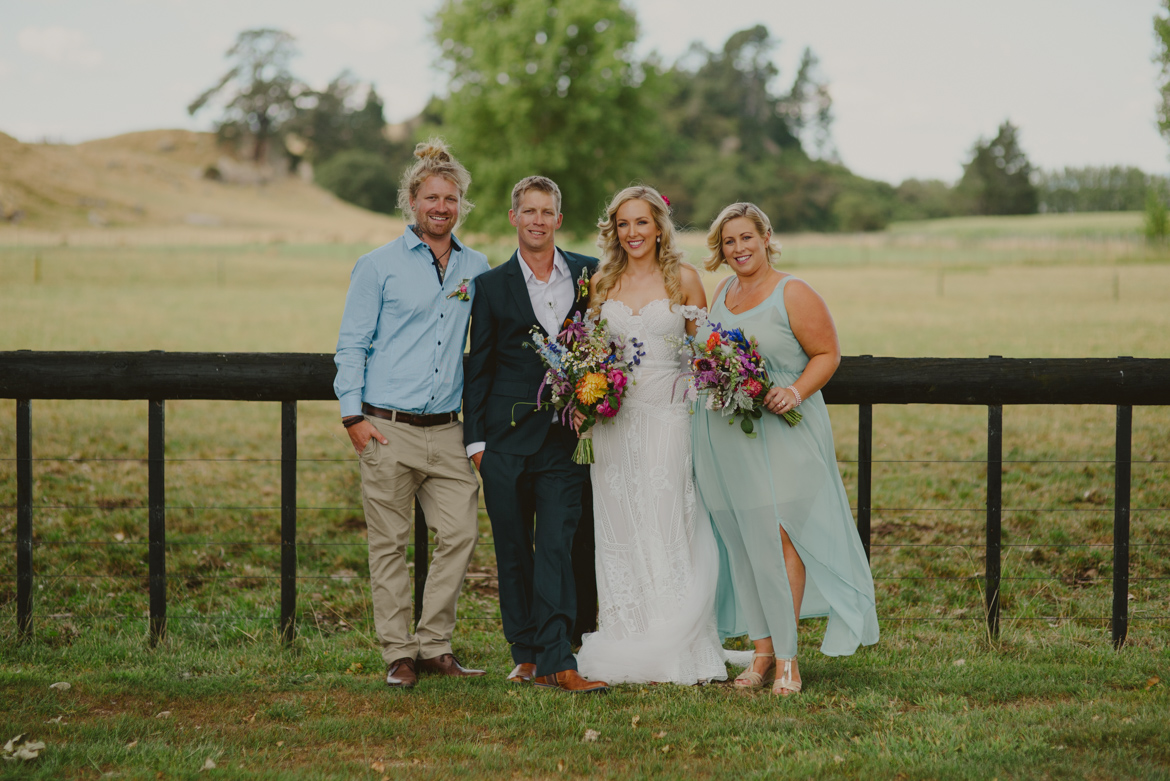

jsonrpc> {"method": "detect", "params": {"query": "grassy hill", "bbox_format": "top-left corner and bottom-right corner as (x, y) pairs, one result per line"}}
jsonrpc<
(0, 129), (404, 244)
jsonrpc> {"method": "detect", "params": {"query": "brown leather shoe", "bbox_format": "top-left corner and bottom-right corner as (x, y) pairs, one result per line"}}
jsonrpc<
(418, 653), (486, 677)
(506, 663), (537, 683)
(385, 657), (417, 689)
(533, 668), (609, 694)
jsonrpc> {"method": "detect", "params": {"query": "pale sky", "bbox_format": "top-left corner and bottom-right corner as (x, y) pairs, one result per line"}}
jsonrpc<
(2, 0), (1167, 183)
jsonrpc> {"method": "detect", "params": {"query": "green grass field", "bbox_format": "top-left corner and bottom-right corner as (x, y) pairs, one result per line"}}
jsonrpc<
(1, 214), (1168, 779)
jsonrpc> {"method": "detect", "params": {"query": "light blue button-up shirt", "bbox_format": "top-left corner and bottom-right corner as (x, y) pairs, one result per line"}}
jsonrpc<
(334, 227), (490, 418)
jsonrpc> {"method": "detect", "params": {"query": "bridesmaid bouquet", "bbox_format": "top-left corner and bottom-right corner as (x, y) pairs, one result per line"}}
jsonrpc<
(528, 313), (645, 464)
(676, 322), (801, 437)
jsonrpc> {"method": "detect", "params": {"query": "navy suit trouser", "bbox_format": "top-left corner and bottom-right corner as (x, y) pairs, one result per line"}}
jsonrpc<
(480, 423), (588, 676)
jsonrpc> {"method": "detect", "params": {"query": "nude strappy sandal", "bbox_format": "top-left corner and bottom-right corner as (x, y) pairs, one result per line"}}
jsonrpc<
(772, 657), (802, 696)
(733, 652), (775, 689)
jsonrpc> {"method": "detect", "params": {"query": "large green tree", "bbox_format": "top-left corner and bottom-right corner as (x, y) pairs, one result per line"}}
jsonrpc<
(432, 0), (658, 233)
(298, 76), (420, 216)
(289, 71), (389, 164)
(1155, 2), (1170, 148)
(188, 29), (302, 162)
(649, 25), (862, 231)
(956, 120), (1038, 215)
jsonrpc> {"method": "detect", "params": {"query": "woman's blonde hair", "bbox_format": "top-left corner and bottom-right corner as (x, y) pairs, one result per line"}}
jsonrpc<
(396, 137), (474, 227)
(704, 202), (781, 272)
(591, 185), (684, 311)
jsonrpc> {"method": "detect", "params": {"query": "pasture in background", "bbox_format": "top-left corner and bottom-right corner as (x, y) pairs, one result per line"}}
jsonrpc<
(0, 213), (1167, 778)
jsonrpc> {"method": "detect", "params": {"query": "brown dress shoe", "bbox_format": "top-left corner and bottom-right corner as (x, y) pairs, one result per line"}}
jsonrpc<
(417, 653), (486, 677)
(533, 668), (609, 694)
(506, 663), (537, 683)
(385, 657), (417, 689)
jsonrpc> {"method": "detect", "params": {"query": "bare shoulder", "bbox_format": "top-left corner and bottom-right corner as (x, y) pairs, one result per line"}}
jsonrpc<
(679, 263), (707, 307)
(713, 274), (733, 298)
(679, 262), (703, 283)
(781, 276), (824, 303)
(679, 263), (705, 293)
(781, 276), (833, 321)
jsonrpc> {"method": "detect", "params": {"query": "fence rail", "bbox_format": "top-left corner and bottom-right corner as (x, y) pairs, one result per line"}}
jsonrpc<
(4, 351), (1170, 649)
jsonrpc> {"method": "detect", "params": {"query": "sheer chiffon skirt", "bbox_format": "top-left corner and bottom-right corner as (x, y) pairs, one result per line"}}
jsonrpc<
(695, 388), (880, 660)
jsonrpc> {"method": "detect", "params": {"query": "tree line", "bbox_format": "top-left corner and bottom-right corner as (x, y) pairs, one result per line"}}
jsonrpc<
(190, 2), (1170, 235)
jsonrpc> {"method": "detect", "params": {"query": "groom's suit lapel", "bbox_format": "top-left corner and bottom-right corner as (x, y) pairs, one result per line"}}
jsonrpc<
(503, 251), (545, 336)
(560, 249), (590, 323)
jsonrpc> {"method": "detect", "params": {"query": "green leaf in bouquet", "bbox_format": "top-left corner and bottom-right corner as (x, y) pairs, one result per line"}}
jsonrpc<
(740, 415), (757, 438)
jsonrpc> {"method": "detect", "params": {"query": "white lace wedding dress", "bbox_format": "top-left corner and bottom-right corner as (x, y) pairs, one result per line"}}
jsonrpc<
(576, 299), (745, 684)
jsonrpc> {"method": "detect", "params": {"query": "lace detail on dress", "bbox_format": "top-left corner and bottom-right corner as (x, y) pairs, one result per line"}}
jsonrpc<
(575, 298), (732, 685)
(678, 304), (708, 325)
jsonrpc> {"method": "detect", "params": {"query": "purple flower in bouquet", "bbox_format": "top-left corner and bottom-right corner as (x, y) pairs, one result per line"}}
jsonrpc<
(558, 314), (589, 345)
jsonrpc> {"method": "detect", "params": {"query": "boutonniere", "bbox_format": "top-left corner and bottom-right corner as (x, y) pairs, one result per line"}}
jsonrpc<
(576, 268), (591, 302)
(447, 278), (471, 301)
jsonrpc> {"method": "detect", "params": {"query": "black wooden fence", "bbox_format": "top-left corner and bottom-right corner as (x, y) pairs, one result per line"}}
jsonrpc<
(3, 351), (1169, 650)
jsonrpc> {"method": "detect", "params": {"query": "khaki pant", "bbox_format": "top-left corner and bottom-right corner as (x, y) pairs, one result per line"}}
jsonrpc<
(358, 416), (479, 664)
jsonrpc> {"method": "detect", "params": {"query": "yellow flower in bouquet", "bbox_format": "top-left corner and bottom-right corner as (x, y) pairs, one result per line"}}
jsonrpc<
(575, 372), (608, 404)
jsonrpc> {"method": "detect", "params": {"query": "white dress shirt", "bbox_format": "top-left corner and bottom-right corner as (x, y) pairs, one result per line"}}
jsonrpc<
(519, 248), (575, 337)
(466, 248), (575, 459)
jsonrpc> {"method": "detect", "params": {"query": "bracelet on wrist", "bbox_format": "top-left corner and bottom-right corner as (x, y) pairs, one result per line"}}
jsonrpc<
(342, 415), (365, 428)
(786, 385), (802, 407)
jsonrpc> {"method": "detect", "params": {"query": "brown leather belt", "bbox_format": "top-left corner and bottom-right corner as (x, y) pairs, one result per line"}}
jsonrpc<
(362, 403), (458, 427)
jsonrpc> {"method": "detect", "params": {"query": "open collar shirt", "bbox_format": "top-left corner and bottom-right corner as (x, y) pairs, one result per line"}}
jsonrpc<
(519, 248), (574, 337)
(334, 226), (490, 418)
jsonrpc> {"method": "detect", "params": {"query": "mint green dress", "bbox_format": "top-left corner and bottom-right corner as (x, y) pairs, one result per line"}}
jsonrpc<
(693, 276), (879, 658)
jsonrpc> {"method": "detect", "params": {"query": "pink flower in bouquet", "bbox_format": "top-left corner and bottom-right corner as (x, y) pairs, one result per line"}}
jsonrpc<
(596, 398), (618, 418)
(607, 368), (628, 392)
(741, 378), (765, 398)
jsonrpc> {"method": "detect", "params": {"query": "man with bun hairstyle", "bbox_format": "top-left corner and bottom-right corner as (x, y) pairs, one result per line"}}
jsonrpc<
(463, 176), (608, 693)
(335, 138), (490, 689)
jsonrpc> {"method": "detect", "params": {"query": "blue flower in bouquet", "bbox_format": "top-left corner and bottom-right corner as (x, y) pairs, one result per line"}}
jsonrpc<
(629, 337), (644, 366)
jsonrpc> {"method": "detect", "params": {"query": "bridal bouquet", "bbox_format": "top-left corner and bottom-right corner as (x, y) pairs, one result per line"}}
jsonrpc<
(676, 322), (801, 437)
(529, 313), (645, 464)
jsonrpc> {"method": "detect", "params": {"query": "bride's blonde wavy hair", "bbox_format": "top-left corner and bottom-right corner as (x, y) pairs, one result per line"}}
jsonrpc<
(590, 186), (684, 313)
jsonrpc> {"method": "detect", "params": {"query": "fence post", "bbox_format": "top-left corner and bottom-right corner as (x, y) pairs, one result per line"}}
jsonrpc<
(413, 499), (428, 626)
(148, 399), (167, 646)
(985, 402), (1003, 639)
(1113, 404), (1132, 650)
(280, 401), (297, 645)
(16, 399), (33, 640)
(857, 403), (873, 561)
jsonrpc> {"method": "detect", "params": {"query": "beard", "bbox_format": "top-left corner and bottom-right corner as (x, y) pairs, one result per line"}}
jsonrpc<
(415, 208), (457, 239)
